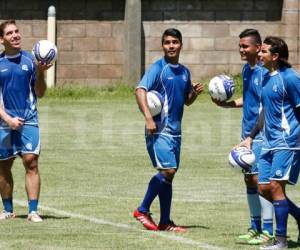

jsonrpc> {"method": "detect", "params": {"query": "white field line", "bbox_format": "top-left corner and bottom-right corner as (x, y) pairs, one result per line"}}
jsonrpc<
(72, 195), (245, 203)
(14, 199), (225, 250)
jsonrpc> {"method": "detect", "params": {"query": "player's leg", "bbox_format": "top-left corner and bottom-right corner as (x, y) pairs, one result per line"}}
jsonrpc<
(22, 153), (42, 222)
(239, 143), (262, 241)
(0, 128), (16, 219)
(133, 134), (164, 230)
(244, 174), (262, 234)
(0, 158), (15, 219)
(157, 167), (185, 232)
(158, 168), (175, 224)
(260, 150), (296, 249)
(253, 141), (273, 237)
(19, 124), (42, 222)
(157, 136), (185, 232)
(247, 149), (274, 245)
(286, 150), (300, 245)
(260, 180), (288, 250)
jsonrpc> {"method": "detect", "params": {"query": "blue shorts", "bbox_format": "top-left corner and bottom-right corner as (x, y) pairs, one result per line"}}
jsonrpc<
(258, 149), (300, 185)
(146, 134), (181, 169)
(245, 140), (262, 175)
(0, 124), (40, 160)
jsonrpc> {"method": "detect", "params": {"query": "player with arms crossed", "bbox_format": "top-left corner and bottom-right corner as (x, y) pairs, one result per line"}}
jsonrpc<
(241, 36), (300, 249)
(133, 28), (204, 231)
(0, 20), (52, 222)
(212, 29), (274, 244)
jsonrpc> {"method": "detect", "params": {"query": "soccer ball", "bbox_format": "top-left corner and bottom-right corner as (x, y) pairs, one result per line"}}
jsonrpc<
(208, 75), (235, 101)
(228, 146), (256, 173)
(32, 40), (58, 64)
(147, 90), (164, 117)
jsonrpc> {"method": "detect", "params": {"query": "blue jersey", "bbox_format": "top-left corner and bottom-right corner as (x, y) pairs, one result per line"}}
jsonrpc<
(241, 63), (267, 140)
(0, 51), (38, 125)
(137, 57), (192, 136)
(262, 68), (300, 149)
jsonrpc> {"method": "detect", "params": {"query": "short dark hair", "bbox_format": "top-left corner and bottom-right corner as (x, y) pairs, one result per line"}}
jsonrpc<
(239, 28), (262, 45)
(0, 20), (16, 37)
(263, 36), (291, 68)
(161, 28), (182, 45)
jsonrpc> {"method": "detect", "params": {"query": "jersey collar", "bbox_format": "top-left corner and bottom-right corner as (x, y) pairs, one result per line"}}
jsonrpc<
(4, 52), (21, 59)
(269, 70), (278, 76)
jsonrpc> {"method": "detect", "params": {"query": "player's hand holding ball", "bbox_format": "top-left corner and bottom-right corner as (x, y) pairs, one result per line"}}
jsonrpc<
(32, 40), (58, 70)
(209, 75), (235, 107)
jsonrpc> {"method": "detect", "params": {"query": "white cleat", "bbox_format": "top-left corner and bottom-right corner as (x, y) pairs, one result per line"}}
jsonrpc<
(27, 211), (43, 222)
(0, 210), (15, 220)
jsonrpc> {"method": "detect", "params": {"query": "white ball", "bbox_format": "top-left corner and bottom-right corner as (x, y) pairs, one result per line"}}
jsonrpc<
(208, 75), (235, 101)
(32, 40), (58, 64)
(228, 146), (256, 173)
(147, 90), (164, 117)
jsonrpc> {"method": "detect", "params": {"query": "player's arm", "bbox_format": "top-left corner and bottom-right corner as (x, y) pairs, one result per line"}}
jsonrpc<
(135, 88), (157, 134)
(185, 83), (204, 106)
(211, 97), (243, 108)
(239, 109), (264, 149)
(0, 105), (24, 130)
(34, 62), (52, 98)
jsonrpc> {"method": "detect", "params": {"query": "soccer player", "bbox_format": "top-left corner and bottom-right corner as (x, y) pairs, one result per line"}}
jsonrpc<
(0, 20), (52, 222)
(212, 29), (274, 244)
(242, 36), (300, 249)
(133, 28), (204, 232)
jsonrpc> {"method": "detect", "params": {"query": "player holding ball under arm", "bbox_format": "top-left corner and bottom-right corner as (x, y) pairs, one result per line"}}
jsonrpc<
(0, 20), (52, 222)
(134, 28), (203, 232)
(212, 29), (274, 245)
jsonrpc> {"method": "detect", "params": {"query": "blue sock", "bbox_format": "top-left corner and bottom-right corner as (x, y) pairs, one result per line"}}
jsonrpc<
(158, 178), (172, 224)
(28, 200), (39, 213)
(273, 199), (289, 237)
(247, 187), (262, 232)
(2, 198), (13, 213)
(139, 173), (165, 213)
(287, 197), (300, 220)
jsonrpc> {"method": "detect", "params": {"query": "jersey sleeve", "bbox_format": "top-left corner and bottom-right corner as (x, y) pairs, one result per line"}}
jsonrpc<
(285, 70), (300, 108)
(185, 68), (192, 94)
(137, 63), (161, 91)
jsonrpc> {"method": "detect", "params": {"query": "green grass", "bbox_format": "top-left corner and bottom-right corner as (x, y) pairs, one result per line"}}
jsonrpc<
(44, 74), (243, 101)
(45, 84), (136, 100)
(1, 94), (299, 250)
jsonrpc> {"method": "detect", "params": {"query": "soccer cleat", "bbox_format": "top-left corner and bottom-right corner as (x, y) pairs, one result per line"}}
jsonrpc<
(260, 236), (288, 250)
(238, 228), (260, 241)
(248, 230), (274, 245)
(158, 220), (187, 232)
(0, 211), (15, 220)
(133, 208), (158, 231)
(27, 211), (43, 222)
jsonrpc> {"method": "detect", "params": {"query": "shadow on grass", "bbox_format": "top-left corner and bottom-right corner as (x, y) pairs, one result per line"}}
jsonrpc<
(235, 239), (299, 248)
(287, 240), (300, 249)
(183, 225), (210, 230)
(16, 214), (70, 220)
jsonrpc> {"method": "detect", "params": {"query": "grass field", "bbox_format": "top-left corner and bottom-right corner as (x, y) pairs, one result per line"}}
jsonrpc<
(1, 92), (300, 250)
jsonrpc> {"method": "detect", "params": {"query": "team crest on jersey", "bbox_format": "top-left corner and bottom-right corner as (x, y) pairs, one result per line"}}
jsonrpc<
(275, 170), (282, 177)
(22, 65), (29, 71)
(25, 143), (33, 150)
(254, 78), (259, 85)
(272, 84), (278, 92)
(182, 75), (187, 82)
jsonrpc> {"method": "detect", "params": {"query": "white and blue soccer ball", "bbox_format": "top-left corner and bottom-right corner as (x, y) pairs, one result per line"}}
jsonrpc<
(208, 75), (235, 101)
(32, 40), (58, 64)
(147, 90), (164, 117)
(228, 146), (256, 173)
